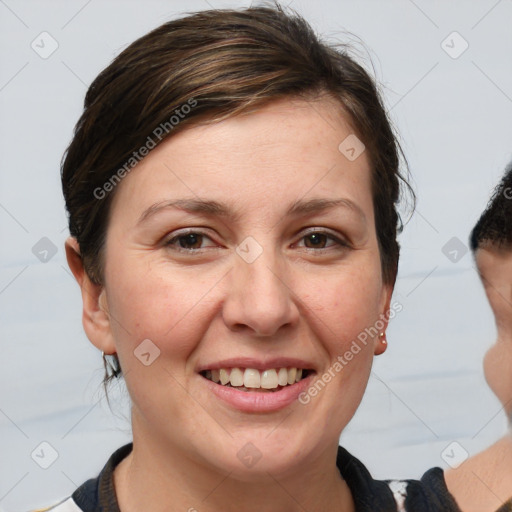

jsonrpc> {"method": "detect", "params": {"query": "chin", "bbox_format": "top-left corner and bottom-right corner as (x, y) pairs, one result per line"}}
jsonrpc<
(194, 429), (317, 481)
(218, 449), (308, 482)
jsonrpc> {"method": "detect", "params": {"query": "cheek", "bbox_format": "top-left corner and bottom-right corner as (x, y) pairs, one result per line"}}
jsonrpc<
(105, 258), (219, 367)
(302, 266), (384, 347)
(105, 267), (217, 423)
(307, 265), (383, 375)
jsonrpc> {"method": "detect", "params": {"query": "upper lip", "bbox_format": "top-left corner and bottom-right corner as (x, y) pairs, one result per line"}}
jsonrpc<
(196, 357), (316, 373)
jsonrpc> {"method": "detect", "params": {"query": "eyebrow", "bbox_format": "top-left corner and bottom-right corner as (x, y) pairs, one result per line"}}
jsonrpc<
(137, 197), (366, 225)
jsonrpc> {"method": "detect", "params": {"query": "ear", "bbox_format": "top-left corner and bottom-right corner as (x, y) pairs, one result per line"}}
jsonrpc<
(64, 237), (116, 354)
(374, 283), (393, 356)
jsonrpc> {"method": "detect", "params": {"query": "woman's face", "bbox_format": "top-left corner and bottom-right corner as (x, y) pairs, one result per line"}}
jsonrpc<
(83, 97), (391, 476)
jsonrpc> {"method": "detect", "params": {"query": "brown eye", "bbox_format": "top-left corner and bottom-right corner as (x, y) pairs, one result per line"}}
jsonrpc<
(303, 233), (329, 248)
(296, 231), (347, 251)
(165, 231), (216, 252)
(177, 233), (204, 249)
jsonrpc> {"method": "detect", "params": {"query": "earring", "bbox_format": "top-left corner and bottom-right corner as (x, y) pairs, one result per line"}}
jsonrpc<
(375, 332), (387, 356)
(102, 351), (121, 378)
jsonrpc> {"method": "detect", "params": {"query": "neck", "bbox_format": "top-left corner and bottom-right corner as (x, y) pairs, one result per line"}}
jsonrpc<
(114, 427), (354, 512)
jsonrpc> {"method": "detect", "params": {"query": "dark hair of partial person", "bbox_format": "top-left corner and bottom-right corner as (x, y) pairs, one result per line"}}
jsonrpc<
(60, 2), (414, 390)
(470, 161), (512, 252)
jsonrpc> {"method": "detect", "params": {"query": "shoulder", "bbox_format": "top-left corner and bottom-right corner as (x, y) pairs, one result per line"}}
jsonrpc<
(336, 445), (462, 512)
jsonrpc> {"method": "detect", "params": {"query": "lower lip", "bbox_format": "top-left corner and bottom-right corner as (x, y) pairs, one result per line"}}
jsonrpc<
(201, 374), (314, 413)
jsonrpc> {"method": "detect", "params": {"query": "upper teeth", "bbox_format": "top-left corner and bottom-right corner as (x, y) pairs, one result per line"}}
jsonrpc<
(205, 367), (304, 389)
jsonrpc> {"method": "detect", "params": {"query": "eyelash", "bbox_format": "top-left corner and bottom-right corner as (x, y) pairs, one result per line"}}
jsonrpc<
(164, 228), (349, 254)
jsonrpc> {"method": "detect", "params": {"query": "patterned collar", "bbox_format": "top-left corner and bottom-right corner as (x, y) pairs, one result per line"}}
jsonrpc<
(68, 442), (460, 512)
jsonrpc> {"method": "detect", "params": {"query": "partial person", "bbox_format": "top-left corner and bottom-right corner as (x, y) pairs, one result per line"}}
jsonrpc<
(445, 163), (512, 512)
(34, 5), (462, 511)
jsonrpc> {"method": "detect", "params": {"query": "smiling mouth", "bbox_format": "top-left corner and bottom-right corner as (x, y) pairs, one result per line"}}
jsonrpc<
(200, 367), (312, 392)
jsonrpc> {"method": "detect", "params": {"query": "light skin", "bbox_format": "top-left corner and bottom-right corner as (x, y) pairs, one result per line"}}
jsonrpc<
(66, 97), (392, 512)
(445, 246), (512, 512)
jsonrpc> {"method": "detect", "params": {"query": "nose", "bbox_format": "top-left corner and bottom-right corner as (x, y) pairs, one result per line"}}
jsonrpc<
(222, 247), (300, 337)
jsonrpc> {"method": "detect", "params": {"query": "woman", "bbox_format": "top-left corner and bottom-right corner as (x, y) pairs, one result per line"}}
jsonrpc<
(37, 5), (461, 511)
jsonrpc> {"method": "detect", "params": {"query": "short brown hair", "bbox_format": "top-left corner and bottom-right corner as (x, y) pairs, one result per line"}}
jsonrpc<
(61, 4), (412, 387)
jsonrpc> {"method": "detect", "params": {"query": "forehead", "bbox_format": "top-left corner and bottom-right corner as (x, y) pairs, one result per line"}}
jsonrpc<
(109, 97), (374, 223)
